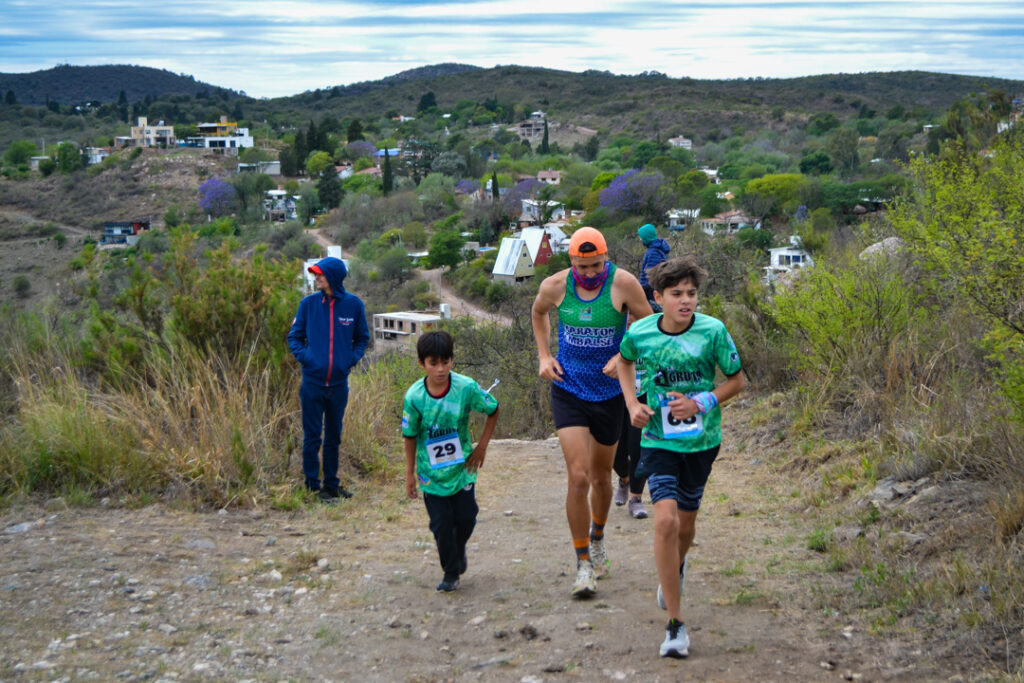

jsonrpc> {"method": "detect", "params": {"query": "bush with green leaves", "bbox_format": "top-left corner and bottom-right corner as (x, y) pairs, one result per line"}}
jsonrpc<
(889, 135), (1024, 422)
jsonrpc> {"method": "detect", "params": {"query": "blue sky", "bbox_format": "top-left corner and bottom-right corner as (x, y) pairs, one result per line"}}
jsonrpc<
(1, 0), (1022, 98)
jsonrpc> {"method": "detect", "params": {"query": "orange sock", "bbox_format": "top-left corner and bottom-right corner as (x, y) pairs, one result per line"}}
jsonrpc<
(573, 537), (590, 563)
(590, 516), (607, 541)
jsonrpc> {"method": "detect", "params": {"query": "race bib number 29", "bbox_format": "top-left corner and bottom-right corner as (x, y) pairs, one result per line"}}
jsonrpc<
(660, 397), (703, 439)
(426, 433), (465, 469)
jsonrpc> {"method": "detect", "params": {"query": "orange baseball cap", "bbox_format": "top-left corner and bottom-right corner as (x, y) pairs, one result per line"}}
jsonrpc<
(568, 227), (608, 257)
(308, 264), (323, 275)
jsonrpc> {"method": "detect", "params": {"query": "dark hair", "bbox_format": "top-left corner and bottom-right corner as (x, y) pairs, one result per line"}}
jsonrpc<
(417, 330), (454, 362)
(648, 256), (708, 293)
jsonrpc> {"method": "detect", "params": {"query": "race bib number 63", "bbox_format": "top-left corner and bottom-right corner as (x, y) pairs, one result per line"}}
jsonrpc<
(660, 397), (703, 439)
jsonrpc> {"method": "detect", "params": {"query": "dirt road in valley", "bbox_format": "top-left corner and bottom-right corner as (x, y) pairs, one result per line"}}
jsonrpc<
(0, 400), (947, 682)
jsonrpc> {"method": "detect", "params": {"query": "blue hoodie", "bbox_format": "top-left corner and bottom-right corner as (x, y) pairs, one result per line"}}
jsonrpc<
(288, 257), (370, 386)
(639, 237), (671, 288)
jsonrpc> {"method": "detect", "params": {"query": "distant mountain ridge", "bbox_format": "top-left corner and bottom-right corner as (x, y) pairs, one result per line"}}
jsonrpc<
(379, 63), (482, 84)
(0, 64), (240, 106)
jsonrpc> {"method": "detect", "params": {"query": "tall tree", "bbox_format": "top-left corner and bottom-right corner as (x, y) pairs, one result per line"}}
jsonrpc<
(56, 142), (82, 174)
(317, 165), (342, 210)
(278, 144), (298, 177)
(382, 148), (394, 195)
(346, 119), (364, 143)
(293, 130), (307, 173)
(490, 171), (499, 203)
(417, 91), (437, 113)
(4, 90), (16, 106)
(306, 120), (319, 153)
(539, 120), (550, 154)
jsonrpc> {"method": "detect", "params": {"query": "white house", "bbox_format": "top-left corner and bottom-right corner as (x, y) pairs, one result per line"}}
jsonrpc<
(187, 116), (253, 153)
(239, 160), (281, 175)
(115, 117), (176, 148)
(699, 167), (720, 184)
(264, 190), (298, 221)
(373, 309), (450, 347)
(85, 147), (110, 165)
(764, 237), (814, 284)
(667, 136), (693, 150)
(537, 169), (562, 185)
(667, 208), (699, 230)
(520, 199), (565, 226)
(492, 238), (535, 284)
(540, 223), (570, 253)
(699, 210), (758, 236)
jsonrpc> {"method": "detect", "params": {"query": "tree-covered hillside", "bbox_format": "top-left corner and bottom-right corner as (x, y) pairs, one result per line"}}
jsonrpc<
(0, 64), (239, 106)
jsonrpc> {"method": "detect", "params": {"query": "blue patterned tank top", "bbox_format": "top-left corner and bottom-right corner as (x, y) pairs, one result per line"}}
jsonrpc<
(556, 263), (627, 401)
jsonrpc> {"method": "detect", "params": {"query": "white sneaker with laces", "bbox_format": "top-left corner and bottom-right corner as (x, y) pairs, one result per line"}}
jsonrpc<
(660, 619), (690, 658)
(589, 536), (610, 578)
(657, 555), (688, 610)
(571, 561), (597, 598)
(628, 497), (648, 519)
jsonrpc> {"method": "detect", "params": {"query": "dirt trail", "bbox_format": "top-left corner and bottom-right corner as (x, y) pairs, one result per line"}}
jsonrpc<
(0, 400), (945, 682)
(307, 227), (509, 327)
(418, 267), (511, 326)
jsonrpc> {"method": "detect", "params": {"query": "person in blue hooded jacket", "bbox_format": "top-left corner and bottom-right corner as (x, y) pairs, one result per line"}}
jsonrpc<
(638, 223), (671, 305)
(288, 256), (370, 501)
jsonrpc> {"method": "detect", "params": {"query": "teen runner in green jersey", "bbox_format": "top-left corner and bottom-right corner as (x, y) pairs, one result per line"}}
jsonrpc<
(617, 256), (745, 659)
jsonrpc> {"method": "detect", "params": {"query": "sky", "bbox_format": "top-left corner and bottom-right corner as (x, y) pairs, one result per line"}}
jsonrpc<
(1, 0), (1023, 98)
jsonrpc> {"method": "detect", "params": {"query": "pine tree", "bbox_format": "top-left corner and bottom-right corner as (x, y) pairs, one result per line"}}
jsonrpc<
(294, 130), (307, 174)
(317, 165), (342, 209)
(490, 171), (500, 203)
(540, 120), (550, 154)
(306, 120), (319, 153)
(347, 119), (364, 142)
(382, 148), (394, 195)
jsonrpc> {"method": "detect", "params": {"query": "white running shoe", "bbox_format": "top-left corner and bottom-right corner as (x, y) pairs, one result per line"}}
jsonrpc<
(657, 555), (688, 610)
(659, 619), (690, 658)
(589, 537), (610, 578)
(571, 561), (597, 598)
(628, 497), (648, 519)
(613, 478), (629, 506)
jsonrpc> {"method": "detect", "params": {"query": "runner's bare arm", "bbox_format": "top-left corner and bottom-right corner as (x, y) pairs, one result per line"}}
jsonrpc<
(467, 405), (500, 473)
(612, 268), (654, 320)
(618, 356), (655, 427)
(531, 273), (566, 381)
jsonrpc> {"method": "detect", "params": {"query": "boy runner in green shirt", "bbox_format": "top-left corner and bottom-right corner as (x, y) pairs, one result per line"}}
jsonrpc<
(617, 256), (746, 659)
(402, 331), (500, 592)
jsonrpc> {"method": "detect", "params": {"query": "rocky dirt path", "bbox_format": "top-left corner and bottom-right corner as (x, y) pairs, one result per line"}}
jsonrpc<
(0, 402), (939, 682)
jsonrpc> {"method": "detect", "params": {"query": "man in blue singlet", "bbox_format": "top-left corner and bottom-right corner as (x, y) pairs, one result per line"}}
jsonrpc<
(531, 227), (653, 598)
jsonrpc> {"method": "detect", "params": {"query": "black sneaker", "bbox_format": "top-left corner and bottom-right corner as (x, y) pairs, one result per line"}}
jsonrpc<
(336, 485), (354, 499)
(436, 576), (460, 592)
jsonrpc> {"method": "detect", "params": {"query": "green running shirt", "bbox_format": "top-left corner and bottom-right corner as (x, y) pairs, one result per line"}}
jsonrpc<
(619, 312), (742, 453)
(402, 371), (499, 496)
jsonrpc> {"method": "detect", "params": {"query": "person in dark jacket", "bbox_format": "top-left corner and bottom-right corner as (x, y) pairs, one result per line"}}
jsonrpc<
(288, 256), (370, 501)
(638, 223), (671, 303)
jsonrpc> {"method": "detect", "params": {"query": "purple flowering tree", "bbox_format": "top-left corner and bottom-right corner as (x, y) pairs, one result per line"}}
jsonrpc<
(455, 179), (478, 195)
(599, 169), (675, 223)
(198, 176), (237, 217)
(347, 140), (377, 160)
